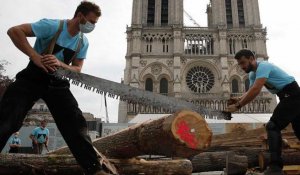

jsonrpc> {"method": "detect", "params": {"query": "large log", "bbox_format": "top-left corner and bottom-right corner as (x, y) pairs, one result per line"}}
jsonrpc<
(210, 125), (297, 150)
(259, 150), (300, 170)
(51, 110), (212, 158)
(229, 147), (264, 168)
(191, 151), (248, 175)
(0, 154), (192, 175)
(112, 158), (192, 175)
(206, 147), (264, 168)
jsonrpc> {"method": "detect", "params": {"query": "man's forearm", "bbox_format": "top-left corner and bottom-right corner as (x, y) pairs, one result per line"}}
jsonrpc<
(239, 87), (261, 107)
(60, 61), (82, 72)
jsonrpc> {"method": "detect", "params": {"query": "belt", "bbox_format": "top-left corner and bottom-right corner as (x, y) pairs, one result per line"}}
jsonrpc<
(277, 81), (300, 99)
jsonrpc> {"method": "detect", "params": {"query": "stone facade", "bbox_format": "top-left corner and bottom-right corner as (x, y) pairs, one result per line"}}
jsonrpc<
(118, 0), (276, 122)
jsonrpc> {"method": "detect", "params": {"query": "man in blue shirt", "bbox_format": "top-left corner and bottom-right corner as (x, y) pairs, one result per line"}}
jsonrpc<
(30, 120), (49, 154)
(9, 132), (21, 153)
(225, 49), (300, 175)
(0, 1), (109, 175)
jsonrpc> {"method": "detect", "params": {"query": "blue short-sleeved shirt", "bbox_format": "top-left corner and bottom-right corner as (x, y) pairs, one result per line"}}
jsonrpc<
(9, 137), (21, 145)
(31, 18), (89, 63)
(31, 127), (49, 144)
(249, 61), (295, 94)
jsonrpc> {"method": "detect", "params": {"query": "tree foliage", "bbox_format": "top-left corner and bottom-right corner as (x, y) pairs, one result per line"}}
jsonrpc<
(0, 60), (14, 99)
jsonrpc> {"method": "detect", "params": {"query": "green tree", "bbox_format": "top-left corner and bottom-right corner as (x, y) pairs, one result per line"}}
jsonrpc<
(0, 60), (14, 99)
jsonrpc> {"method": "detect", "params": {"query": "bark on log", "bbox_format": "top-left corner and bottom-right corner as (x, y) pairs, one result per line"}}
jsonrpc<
(210, 125), (297, 150)
(112, 158), (192, 175)
(51, 110), (212, 158)
(229, 147), (264, 168)
(191, 151), (248, 175)
(0, 154), (192, 175)
(211, 127), (266, 149)
(259, 150), (300, 170)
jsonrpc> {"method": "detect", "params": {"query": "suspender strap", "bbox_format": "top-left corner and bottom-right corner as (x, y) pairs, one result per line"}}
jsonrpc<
(43, 20), (83, 65)
(67, 32), (83, 65)
(43, 20), (64, 54)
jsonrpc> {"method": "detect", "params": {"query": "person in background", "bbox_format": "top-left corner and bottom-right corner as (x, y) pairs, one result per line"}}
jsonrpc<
(9, 132), (21, 153)
(30, 120), (49, 154)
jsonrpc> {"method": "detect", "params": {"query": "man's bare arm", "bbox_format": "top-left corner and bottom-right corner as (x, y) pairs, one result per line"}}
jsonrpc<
(41, 56), (84, 72)
(7, 24), (48, 72)
(239, 78), (266, 106)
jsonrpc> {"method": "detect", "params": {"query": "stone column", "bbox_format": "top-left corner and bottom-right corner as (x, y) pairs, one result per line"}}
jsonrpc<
(219, 30), (230, 97)
(218, 30), (227, 55)
(173, 29), (183, 97)
(213, 33), (219, 55)
(168, 0), (174, 24)
(244, 0), (253, 26)
(173, 56), (181, 98)
(221, 57), (230, 98)
(131, 0), (143, 25)
(231, 0), (239, 28)
(219, 0), (226, 26)
(174, 0), (183, 25)
(254, 31), (265, 57)
(252, 0), (261, 27)
(132, 30), (142, 54)
(155, 0), (161, 26)
(142, 0), (148, 25)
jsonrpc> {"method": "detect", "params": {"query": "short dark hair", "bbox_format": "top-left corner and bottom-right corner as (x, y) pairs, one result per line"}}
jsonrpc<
(74, 1), (101, 18)
(234, 49), (255, 60)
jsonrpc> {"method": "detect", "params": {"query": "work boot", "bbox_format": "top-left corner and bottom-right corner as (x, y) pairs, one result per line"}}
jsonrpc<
(93, 170), (113, 175)
(264, 165), (284, 175)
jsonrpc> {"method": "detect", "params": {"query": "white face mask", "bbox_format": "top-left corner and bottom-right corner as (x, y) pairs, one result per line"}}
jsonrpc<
(79, 21), (95, 33)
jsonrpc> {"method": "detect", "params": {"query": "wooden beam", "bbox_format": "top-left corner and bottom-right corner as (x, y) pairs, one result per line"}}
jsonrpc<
(0, 154), (193, 175)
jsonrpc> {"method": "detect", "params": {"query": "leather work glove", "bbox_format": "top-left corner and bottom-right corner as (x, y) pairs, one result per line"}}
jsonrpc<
(224, 103), (241, 113)
(227, 97), (241, 105)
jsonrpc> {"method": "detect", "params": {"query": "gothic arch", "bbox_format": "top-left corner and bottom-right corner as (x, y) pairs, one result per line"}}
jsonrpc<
(141, 73), (156, 83)
(229, 75), (242, 93)
(181, 60), (221, 80)
(243, 76), (250, 91)
(139, 62), (173, 81)
(141, 73), (156, 92)
(228, 63), (246, 77)
(157, 74), (173, 95)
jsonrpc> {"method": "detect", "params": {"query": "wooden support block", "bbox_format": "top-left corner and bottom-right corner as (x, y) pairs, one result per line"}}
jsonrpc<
(259, 151), (300, 171)
(283, 165), (300, 175)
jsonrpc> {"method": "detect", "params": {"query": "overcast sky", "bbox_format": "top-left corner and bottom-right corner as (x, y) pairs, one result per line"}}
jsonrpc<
(1, 0), (300, 123)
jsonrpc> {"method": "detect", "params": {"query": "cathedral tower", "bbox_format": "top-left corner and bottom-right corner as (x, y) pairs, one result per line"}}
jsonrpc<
(119, 0), (276, 122)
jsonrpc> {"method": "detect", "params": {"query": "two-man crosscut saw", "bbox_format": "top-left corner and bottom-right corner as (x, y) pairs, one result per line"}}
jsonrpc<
(53, 68), (232, 120)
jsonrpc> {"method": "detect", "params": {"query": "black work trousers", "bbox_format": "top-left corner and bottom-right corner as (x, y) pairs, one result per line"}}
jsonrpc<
(0, 62), (101, 174)
(267, 81), (300, 168)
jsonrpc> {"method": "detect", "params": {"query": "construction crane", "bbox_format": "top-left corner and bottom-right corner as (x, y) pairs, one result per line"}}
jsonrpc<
(184, 10), (201, 27)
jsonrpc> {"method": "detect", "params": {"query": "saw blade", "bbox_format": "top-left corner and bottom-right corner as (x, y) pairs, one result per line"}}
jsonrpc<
(53, 68), (231, 120)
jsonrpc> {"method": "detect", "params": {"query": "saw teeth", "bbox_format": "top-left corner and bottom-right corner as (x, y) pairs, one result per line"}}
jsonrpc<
(54, 69), (232, 120)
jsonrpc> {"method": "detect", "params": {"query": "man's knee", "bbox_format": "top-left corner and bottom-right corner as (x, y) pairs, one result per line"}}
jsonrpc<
(266, 121), (280, 132)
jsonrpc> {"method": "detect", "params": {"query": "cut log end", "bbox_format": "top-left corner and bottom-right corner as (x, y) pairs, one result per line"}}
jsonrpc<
(172, 110), (212, 150)
(51, 110), (212, 158)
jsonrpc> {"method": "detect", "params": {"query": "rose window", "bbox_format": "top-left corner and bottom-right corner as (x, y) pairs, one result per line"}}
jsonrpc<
(186, 66), (215, 93)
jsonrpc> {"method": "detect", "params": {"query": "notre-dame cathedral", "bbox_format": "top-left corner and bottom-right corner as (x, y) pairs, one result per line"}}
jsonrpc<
(118, 0), (276, 122)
